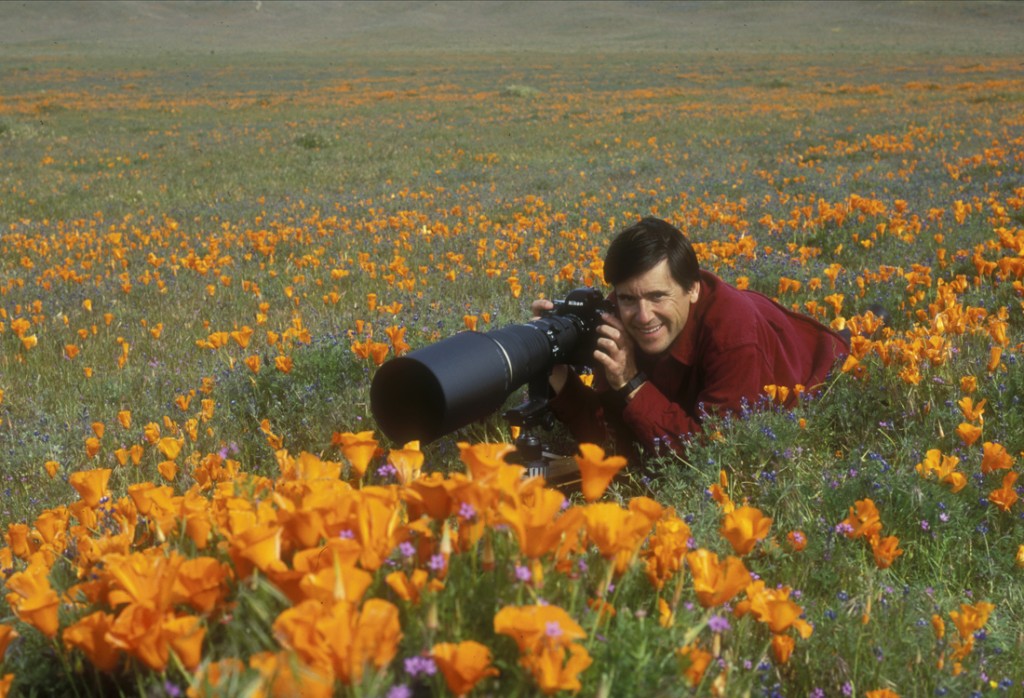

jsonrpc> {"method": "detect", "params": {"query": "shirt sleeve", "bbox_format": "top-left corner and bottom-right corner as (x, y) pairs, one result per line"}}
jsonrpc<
(621, 341), (772, 451)
(547, 370), (612, 446)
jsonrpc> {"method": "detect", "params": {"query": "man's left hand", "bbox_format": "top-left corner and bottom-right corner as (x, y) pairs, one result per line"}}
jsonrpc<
(593, 312), (639, 391)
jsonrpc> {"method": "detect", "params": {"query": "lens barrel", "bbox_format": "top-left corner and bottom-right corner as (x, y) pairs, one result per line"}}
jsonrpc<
(370, 315), (581, 444)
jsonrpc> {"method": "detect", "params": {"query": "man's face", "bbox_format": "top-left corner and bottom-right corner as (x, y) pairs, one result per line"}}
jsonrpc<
(613, 258), (699, 356)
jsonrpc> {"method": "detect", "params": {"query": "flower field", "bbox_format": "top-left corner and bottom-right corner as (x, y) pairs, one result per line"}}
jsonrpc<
(2, 8), (1024, 697)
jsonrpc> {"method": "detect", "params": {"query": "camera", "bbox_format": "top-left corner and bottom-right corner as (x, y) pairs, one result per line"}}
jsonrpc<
(370, 287), (613, 444)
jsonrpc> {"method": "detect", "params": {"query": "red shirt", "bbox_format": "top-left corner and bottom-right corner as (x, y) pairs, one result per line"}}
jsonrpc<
(549, 270), (849, 454)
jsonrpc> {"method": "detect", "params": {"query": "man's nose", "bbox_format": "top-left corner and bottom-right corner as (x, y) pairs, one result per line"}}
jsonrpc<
(636, 300), (653, 323)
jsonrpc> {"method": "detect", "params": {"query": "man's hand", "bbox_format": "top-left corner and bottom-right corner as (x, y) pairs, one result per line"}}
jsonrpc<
(593, 312), (640, 391)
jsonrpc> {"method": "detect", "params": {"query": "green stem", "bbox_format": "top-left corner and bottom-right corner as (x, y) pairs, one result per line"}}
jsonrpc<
(52, 637), (84, 698)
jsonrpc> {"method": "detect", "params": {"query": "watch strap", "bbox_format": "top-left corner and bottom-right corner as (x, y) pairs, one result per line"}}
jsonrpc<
(616, 371), (647, 399)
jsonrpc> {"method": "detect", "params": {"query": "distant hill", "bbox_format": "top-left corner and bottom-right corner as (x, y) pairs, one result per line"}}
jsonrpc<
(3, 0), (1023, 57)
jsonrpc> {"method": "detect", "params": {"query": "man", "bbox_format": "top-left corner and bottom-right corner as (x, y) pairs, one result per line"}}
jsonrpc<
(533, 217), (849, 457)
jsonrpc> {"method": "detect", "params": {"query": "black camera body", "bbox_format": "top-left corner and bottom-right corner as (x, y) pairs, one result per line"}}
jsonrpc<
(370, 287), (613, 444)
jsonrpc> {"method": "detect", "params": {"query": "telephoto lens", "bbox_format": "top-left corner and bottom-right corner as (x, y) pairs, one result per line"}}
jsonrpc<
(370, 287), (610, 444)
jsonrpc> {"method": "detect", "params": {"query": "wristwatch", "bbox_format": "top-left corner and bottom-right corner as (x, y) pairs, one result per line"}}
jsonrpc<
(616, 372), (647, 401)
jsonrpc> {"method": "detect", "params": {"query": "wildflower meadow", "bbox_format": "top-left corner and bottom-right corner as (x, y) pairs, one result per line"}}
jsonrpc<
(1, 3), (1023, 697)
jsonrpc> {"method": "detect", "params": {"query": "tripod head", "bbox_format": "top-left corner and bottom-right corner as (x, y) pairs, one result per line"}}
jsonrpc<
(503, 374), (556, 478)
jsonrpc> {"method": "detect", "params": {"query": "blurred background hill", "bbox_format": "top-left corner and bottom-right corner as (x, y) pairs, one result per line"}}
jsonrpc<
(3, 0), (1023, 57)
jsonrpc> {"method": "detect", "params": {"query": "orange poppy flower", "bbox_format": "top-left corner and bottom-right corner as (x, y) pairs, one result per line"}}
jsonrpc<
(786, 530), (808, 552)
(5, 563), (60, 638)
(230, 522), (285, 575)
(300, 598), (402, 685)
(333, 430), (379, 477)
(771, 633), (795, 664)
(153, 614), (205, 672)
(388, 442), (424, 484)
(582, 502), (654, 573)
(242, 354), (261, 373)
(957, 396), (986, 422)
(299, 558), (374, 606)
(915, 450), (967, 493)
(0, 625), (16, 662)
(641, 510), (692, 590)
(498, 487), (580, 560)
(677, 643), (713, 687)
(105, 603), (170, 671)
(574, 443), (628, 502)
(658, 597), (675, 628)
(737, 581), (814, 638)
(720, 505), (772, 555)
(431, 641), (500, 696)
(406, 471), (455, 521)
(69, 468), (112, 508)
(519, 643), (593, 696)
(368, 341), (390, 366)
(949, 601), (995, 641)
(707, 471), (735, 512)
(987, 346), (1003, 372)
(247, 651), (334, 698)
(63, 611), (120, 672)
(871, 534), (904, 569)
(458, 442), (516, 482)
(955, 421), (983, 447)
(988, 471), (1019, 512)
(839, 498), (883, 540)
(493, 604), (586, 654)
(158, 460), (178, 481)
(980, 441), (1015, 474)
(173, 557), (231, 614)
(385, 569), (440, 605)
(685, 549), (751, 608)
(865, 690), (900, 698)
(84, 436), (101, 459)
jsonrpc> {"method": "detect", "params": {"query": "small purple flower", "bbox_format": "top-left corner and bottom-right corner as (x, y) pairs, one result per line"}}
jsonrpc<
(387, 686), (412, 698)
(708, 615), (731, 632)
(404, 655), (437, 677)
(428, 554), (446, 572)
(338, 528), (355, 539)
(458, 501), (477, 520)
(514, 565), (532, 583)
(920, 519), (930, 531)
(398, 541), (416, 558)
(545, 621), (563, 639)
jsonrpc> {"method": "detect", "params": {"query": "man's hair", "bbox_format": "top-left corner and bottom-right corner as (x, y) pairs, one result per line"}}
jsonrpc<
(603, 217), (700, 290)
